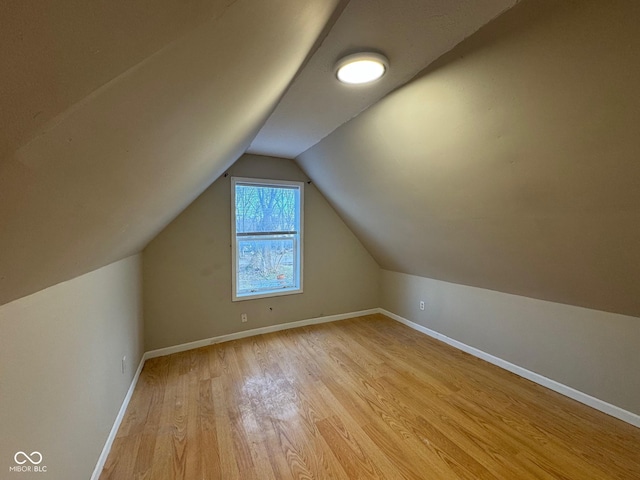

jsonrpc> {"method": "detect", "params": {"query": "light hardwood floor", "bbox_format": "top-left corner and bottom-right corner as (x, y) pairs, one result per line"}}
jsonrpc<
(100, 314), (640, 479)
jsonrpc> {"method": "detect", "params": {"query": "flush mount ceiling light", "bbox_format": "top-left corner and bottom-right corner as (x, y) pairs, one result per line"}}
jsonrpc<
(335, 52), (389, 85)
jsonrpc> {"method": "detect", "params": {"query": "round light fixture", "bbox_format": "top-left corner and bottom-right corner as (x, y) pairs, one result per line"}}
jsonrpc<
(335, 52), (389, 85)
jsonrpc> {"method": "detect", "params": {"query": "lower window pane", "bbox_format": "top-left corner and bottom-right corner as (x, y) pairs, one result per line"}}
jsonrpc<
(237, 237), (297, 295)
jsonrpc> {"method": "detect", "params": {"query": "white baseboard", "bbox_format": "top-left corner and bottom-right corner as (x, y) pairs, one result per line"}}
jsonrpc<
(379, 308), (640, 429)
(145, 308), (379, 359)
(91, 354), (146, 480)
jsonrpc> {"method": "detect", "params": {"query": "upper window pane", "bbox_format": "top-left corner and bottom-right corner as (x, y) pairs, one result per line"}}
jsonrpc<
(235, 184), (299, 234)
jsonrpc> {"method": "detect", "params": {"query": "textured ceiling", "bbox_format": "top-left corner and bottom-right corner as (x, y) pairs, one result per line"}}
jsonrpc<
(0, 0), (342, 305)
(298, 0), (640, 317)
(249, 0), (517, 159)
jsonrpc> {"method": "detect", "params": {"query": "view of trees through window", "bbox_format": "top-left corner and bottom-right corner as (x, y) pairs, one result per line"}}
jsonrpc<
(234, 182), (301, 297)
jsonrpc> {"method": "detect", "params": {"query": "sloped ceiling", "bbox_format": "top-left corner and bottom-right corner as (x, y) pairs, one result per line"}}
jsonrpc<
(0, 0), (343, 305)
(1, 0), (230, 161)
(298, 0), (640, 317)
(249, 0), (517, 158)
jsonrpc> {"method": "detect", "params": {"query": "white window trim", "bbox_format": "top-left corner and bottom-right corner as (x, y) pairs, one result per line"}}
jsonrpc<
(231, 176), (304, 302)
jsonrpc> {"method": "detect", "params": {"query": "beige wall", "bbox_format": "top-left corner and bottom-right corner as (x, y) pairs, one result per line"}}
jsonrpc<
(143, 154), (380, 350)
(0, 255), (144, 479)
(381, 270), (640, 416)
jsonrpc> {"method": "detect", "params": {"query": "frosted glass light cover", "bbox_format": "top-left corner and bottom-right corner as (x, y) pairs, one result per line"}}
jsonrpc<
(335, 53), (388, 85)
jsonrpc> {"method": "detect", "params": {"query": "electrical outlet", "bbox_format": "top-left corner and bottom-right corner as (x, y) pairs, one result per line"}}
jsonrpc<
(122, 356), (126, 374)
(241, 313), (248, 323)
(419, 301), (425, 311)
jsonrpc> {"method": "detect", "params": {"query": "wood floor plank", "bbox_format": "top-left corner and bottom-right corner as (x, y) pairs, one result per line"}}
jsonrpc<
(375, 375), (538, 480)
(238, 336), (350, 479)
(210, 375), (242, 478)
(101, 314), (640, 479)
(195, 378), (222, 479)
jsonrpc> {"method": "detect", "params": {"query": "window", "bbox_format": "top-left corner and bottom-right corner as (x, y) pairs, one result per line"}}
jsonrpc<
(231, 177), (303, 301)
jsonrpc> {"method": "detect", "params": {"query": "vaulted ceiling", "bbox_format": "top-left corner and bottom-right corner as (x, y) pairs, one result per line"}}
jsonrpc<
(249, 0), (516, 158)
(2, 0), (639, 318)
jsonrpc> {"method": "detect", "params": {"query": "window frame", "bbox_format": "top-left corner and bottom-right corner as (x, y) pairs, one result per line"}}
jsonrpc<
(231, 176), (304, 302)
